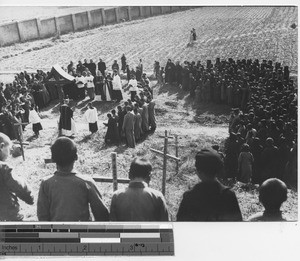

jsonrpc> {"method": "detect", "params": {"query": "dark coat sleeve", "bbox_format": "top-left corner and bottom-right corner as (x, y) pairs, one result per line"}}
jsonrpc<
(86, 179), (109, 221)
(4, 165), (34, 205)
(157, 194), (169, 221)
(176, 192), (193, 221)
(37, 180), (51, 221)
(221, 189), (243, 221)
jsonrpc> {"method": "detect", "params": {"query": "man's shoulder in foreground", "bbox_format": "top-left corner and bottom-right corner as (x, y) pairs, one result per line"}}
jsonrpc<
(41, 171), (96, 184)
(113, 181), (164, 198)
(247, 211), (286, 222)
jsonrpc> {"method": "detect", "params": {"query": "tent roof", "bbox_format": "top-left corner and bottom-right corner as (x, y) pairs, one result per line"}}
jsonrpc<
(52, 64), (75, 81)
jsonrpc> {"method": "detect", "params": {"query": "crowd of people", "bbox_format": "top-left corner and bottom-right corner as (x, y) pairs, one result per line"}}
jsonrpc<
(156, 57), (297, 188)
(0, 55), (297, 222)
(0, 55), (154, 142)
(0, 70), (50, 140)
(56, 56), (156, 147)
(0, 134), (290, 222)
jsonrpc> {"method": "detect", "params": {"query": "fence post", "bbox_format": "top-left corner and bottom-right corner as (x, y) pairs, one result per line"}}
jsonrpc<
(175, 134), (179, 175)
(127, 6), (132, 20)
(36, 18), (42, 39)
(87, 11), (92, 28)
(71, 14), (76, 32)
(150, 6), (153, 16)
(162, 130), (168, 195)
(16, 21), (23, 42)
(111, 152), (118, 191)
(139, 6), (143, 17)
(115, 7), (120, 23)
(54, 17), (61, 36)
(101, 8), (106, 25)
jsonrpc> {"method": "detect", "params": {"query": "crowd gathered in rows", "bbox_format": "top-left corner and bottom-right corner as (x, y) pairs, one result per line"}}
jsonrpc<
(0, 56), (297, 222)
(158, 57), (297, 188)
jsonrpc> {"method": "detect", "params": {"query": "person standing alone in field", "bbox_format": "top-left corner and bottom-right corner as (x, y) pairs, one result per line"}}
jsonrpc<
(0, 133), (34, 221)
(177, 149), (242, 221)
(37, 137), (109, 221)
(110, 158), (169, 221)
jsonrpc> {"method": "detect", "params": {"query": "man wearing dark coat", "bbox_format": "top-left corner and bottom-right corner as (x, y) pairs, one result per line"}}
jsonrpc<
(89, 59), (96, 76)
(165, 59), (175, 84)
(98, 59), (106, 76)
(261, 137), (280, 182)
(122, 106), (136, 148)
(112, 60), (119, 74)
(177, 149), (242, 221)
(83, 59), (89, 71)
(58, 99), (75, 137)
(104, 113), (119, 145)
(121, 54), (127, 73)
(76, 61), (86, 74)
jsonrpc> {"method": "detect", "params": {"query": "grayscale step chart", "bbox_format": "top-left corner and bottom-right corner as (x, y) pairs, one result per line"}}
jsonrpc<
(0, 223), (174, 256)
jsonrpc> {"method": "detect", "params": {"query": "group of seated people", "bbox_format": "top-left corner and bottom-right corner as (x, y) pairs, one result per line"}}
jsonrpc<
(0, 133), (290, 222)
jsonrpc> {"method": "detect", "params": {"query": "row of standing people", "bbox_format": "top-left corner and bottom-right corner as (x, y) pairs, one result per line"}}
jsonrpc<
(0, 133), (289, 222)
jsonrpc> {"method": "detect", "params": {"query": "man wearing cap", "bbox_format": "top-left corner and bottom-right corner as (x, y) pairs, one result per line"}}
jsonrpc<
(177, 149), (242, 221)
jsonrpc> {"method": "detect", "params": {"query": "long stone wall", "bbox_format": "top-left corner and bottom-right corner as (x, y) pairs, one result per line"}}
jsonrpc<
(0, 6), (194, 47)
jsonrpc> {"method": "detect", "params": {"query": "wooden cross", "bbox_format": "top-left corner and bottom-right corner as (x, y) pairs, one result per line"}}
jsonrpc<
(150, 130), (180, 195)
(44, 152), (130, 191)
(13, 122), (29, 161)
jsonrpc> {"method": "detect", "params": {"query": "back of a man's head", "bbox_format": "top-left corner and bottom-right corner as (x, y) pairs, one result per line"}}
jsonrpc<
(195, 149), (224, 180)
(51, 137), (78, 168)
(259, 178), (287, 211)
(0, 132), (12, 146)
(129, 158), (152, 182)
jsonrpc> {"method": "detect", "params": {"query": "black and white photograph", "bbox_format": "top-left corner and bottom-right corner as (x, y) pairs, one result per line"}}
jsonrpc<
(0, 3), (297, 222)
(0, 0), (298, 259)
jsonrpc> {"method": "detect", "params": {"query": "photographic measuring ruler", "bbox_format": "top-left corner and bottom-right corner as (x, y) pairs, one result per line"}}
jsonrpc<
(0, 222), (174, 256)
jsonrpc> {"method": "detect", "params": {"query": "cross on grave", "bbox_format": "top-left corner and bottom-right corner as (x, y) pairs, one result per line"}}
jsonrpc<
(44, 153), (130, 190)
(13, 122), (29, 161)
(150, 130), (180, 195)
